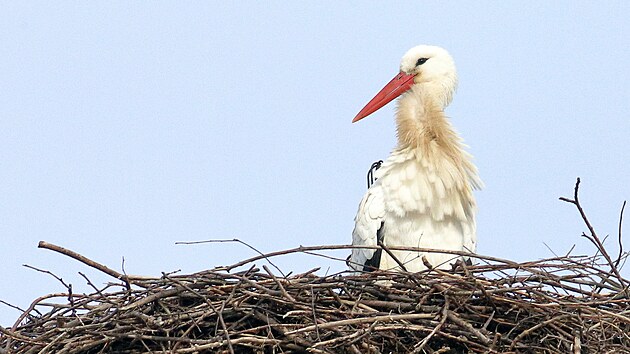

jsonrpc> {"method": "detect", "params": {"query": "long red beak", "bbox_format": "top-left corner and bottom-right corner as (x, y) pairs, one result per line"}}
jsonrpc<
(352, 72), (416, 123)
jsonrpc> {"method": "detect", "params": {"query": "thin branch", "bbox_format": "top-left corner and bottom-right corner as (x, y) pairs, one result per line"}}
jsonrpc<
(162, 274), (235, 354)
(176, 238), (285, 277)
(0, 300), (25, 315)
(377, 239), (409, 272)
(22, 264), (71, 290)
(559, 178), (629, 296)
(219, 244), (514, 272)
(262, 265), (295, 302)
(412, 297), (450, 353)
(37, 241), (152, 285)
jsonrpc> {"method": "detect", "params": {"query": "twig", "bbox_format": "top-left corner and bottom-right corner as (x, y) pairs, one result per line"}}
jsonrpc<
(285, 313), (435, 335)
(22, 264), (71, 291)
(447, 310), (491, 345)
(311, 285), (321, 341)
(262, 265), (295, 302)
(176, 238), (285, 276)
(0, 326), (45, 345)
(509, 315), (571, 351)
(559, 178), (629, 296)
(0, 300), (25, 315)
(22, 264), (76, 315)
(412, 297), (450, 353)
(220, 244), (513, 272)
(377, 239), (408, 272)
(37, 241), (152, 285)
(163, 274), (235, 354)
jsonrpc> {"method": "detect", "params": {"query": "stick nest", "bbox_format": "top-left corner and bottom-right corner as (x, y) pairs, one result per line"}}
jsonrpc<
(1, 179), (629, 353)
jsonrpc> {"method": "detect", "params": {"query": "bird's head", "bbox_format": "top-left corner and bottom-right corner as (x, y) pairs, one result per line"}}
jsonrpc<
(353, 45), (458, 123)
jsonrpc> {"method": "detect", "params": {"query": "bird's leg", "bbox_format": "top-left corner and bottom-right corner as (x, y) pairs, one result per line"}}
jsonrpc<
(366, 160), (383, 189)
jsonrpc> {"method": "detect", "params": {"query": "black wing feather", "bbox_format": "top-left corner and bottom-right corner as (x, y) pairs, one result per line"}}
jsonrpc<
(362, 221), (385, 271)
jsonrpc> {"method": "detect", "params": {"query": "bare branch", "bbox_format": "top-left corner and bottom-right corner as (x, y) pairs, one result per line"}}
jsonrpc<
(37, 241), (154, 286)
(176, 238), (285, 276)
(559, 178), (629, 296)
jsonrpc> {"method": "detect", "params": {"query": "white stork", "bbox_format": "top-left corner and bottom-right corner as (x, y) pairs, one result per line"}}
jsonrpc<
(349, 45), (482, 272)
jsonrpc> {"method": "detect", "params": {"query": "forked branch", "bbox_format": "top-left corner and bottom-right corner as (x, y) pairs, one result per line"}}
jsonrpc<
(559, 178), (628, 295)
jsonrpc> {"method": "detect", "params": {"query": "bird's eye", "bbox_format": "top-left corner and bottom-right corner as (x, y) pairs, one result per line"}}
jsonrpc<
(416, 58), (428, 66)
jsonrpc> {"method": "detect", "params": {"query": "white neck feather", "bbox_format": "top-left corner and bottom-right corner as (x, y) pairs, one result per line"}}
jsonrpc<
(394, 84), (482, 191)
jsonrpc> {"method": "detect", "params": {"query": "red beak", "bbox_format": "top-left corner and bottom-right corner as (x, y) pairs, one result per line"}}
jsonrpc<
(352, 72), (416, 123)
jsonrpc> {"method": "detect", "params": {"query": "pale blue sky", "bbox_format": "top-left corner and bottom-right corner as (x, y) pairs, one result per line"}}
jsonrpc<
(1, 2), (629, 325)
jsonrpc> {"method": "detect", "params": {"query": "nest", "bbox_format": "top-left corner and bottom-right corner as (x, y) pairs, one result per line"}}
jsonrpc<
(1, 179), (629, 354)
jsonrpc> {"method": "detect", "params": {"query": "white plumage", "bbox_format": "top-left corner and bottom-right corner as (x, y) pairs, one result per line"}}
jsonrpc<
(349, 45), (482, 273)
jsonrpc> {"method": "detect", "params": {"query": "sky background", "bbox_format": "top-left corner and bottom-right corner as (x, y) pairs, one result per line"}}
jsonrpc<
(1, 2), (629, 326)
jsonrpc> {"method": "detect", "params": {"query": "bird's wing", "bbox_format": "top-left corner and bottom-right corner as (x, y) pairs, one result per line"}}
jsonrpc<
(349, 184), (386, 271)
